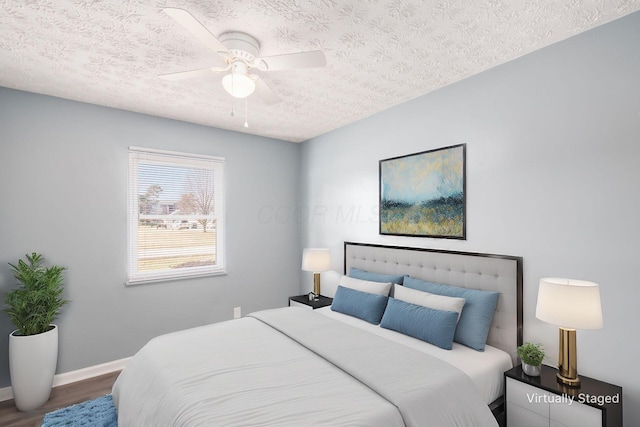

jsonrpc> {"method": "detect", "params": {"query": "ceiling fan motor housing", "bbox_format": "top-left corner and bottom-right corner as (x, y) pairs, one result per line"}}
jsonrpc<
(219, 32), (260, 62)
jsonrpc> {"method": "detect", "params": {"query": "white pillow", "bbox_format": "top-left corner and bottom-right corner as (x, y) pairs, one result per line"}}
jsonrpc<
(393, 284), (465, 321)
(339, 275), (392, 296)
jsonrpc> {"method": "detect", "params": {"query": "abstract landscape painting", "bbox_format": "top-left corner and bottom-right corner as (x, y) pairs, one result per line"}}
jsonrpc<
(379, 144), (466, 239)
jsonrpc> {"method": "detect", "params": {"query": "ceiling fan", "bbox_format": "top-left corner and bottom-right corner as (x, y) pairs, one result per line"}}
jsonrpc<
(160, 8), (327, 105)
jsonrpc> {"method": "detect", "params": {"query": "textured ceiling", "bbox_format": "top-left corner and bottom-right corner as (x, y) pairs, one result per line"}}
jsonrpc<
(1, 1), (639, 143)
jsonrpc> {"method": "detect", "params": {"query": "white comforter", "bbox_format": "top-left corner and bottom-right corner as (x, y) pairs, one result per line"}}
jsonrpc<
(112, 307), (498, 427)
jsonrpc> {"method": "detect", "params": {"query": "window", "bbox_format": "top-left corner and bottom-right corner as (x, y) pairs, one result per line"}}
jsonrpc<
(128, 147), (225, 284)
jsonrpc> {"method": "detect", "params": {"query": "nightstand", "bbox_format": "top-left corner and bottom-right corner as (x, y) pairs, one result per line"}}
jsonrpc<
(505, 365), (622, 427)
(289, 294), (333, 310)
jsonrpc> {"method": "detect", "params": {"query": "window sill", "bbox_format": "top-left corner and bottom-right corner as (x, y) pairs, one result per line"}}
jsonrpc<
(126, 269), (227, 286)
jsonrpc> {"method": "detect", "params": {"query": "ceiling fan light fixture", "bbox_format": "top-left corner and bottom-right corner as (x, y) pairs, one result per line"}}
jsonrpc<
(221, 61), (256, 99)
(221, 73), (255, 98)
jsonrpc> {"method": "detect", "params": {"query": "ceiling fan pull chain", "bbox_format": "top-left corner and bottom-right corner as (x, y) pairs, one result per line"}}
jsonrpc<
(244, 98), (249, 128)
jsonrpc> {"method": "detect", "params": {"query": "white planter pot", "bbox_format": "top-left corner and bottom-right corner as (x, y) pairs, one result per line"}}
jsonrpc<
(522, 362), (541, 377)
(9, 324), (58, 411)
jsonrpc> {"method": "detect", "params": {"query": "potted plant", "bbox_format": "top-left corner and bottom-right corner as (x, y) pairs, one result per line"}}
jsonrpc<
(517, 342), (545, 377)
(3, 253), (69, 411)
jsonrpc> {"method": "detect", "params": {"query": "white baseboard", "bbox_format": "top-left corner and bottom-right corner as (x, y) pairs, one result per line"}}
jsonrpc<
(0, 356), (131, 403)
(0, 386), (13, 403)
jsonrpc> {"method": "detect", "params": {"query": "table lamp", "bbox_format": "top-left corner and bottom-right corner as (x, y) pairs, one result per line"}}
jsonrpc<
(301, 248), (330, 297)
(535, 278), (603, 387)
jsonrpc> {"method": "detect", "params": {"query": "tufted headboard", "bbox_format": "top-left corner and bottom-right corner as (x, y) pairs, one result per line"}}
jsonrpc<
(344, 242), (523, 364)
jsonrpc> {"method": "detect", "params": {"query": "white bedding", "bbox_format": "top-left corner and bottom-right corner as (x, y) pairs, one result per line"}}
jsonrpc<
(317, 306), (513, 404)
(113, 307), (499, 427)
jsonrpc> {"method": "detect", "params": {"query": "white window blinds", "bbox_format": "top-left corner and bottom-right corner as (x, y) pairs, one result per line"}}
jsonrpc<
(128, 147), (225, 284)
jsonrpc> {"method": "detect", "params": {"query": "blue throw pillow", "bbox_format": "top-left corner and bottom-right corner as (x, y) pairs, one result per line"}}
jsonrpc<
(331, 285), (389, 324)
(380, 298), (458, 350)
(349, 267), (405, 285)
(403, 276), (499, 351)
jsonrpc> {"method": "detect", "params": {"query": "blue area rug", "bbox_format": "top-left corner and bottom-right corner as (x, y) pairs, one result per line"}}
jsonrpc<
(41, 394), (117, 427)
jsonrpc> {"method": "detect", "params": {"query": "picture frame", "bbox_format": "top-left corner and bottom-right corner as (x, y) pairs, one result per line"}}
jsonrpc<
(379, 143), (466, 239)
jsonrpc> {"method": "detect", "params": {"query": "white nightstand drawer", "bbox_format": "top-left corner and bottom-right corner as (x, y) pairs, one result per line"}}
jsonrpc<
(507, 401), (549, 427)
(289, 299), (313, 309)
(506, 377), (550, 418)
(550, 399), (601, 427)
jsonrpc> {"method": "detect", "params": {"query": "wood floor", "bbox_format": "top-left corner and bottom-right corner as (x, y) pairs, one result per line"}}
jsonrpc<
(0, 371), (120, 427)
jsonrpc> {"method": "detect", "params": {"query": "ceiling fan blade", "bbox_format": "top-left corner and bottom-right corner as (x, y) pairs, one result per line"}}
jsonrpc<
(163, 8), (230, 58)
(254, 76), (281, 105)
(158, 68), (215, 81)
(257, 50), (326, 71)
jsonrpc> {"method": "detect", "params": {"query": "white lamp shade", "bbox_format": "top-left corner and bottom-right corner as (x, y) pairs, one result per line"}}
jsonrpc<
(301, 248), (331, 272)
(535, 278), (603, 329)
(221, 73), (255, 98)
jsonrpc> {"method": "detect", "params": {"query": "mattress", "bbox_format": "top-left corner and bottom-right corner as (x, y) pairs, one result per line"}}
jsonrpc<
(317, 306), (513, 404)
(113, 307), (499, 426)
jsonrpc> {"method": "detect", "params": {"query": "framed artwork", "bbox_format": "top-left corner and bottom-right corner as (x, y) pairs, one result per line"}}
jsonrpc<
(379, 143), (466, 239)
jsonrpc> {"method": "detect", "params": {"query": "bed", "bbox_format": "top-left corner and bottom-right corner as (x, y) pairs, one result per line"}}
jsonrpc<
(112, 242), (523, 426)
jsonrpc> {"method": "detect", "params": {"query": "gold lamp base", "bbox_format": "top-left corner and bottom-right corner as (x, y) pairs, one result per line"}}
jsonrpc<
(313, 272), (321, 297)
(557, 372), (581, 387)
(557, 327), (580, 387)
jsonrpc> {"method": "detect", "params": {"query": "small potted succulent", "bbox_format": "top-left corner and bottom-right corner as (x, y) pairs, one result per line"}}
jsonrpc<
(517, 342), (545, 377)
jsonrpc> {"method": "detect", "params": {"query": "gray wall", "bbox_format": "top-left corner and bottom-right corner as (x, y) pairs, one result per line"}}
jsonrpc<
(300, 11), (640, 425)
(0, 88), (301, 386)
